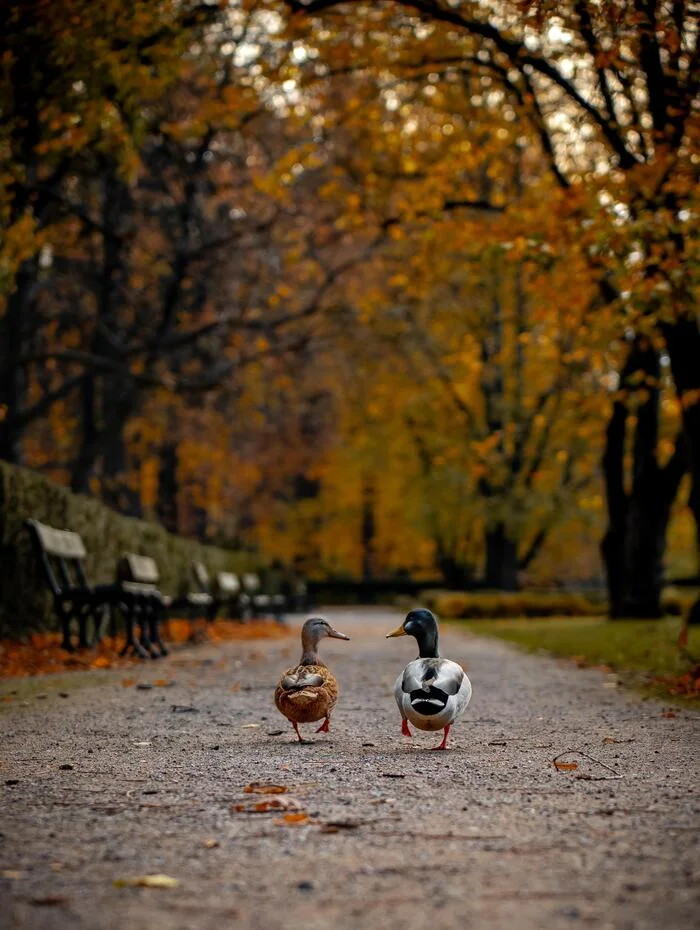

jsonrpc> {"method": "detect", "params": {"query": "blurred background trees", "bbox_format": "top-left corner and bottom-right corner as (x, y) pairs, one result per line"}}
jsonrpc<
(1, 0), (698, 606)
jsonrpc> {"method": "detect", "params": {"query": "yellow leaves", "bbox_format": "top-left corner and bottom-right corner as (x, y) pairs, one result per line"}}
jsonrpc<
(114, 874), (179, 889)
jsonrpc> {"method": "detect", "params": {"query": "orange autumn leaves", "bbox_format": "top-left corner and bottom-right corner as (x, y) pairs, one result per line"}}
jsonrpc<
(0, 620), (291, 679)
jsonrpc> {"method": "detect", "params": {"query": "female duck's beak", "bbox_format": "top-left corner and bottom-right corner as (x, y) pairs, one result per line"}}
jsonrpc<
(327, 626), (350, 640)
(386, 623), (407, 638)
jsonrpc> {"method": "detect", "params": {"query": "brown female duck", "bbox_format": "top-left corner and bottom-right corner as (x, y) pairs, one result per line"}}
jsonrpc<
(274, 617), (350, 742)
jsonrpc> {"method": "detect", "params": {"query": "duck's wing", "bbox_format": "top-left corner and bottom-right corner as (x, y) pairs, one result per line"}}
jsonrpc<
(280, 669), (325, 691)
(401, 658), (464, 696)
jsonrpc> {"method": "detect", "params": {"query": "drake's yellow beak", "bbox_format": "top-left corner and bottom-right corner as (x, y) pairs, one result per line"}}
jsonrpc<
(386, 623), (407, 638)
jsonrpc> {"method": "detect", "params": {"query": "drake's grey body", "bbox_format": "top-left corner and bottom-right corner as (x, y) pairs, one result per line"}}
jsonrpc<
(387, 608), (472, 748)
(394, 657), (472, 731)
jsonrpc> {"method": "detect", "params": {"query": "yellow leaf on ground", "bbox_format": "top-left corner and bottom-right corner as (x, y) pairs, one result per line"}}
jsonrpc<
(114, 874), (179, 889)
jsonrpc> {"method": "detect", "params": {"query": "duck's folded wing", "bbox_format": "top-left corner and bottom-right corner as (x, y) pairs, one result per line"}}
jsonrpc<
(281, 672), (325, 690)
(401, 659), (464, 695)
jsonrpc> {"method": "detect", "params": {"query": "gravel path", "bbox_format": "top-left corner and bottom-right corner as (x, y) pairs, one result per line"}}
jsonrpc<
(1, 607), (698, 930)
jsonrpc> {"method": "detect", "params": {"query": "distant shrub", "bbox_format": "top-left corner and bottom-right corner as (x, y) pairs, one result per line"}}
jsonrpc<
(421, 587), (698, 620)
(421, 590), (606, 619)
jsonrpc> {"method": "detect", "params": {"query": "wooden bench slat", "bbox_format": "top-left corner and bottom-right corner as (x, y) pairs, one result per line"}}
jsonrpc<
(30, 519), (87, 559)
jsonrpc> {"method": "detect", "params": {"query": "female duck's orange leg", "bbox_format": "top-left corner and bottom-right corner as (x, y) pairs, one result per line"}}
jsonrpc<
(292, 721), (305, 743)
(315, 717), (330, 733)
(432, 724), (451, 750)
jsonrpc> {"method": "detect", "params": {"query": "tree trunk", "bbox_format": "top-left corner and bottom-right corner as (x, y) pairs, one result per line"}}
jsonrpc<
(661, 314), (700, 571)
(601, 337), (686, 618)
(484, 523), (519, 591)
(361, 474), (376, 580)
(436, 552), (475, 589)
(156, 442), (180, 534)
(0, 262), (35, 463)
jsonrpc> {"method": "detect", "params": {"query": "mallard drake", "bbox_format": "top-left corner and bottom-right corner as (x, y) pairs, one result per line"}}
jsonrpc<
(274, 617), (350, 743)
(386, 608), (471, 750)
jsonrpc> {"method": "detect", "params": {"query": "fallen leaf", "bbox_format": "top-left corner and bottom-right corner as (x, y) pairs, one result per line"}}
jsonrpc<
(229, 683), (241, 693)
(319, 820), (361, 832)
(553, 761), (579, 771)
(30, 895), (69, 906)
(603, 737), (635, 745)
(232, 797), (303, 814)
(202, 839), (219, 849)
(153, 679), (173, 687)
(1, 870), (23, 879)
(114, 874), (179, 889)
(91, 657), (112, 669)
(243, 783), (288, 794)
(121, 679), (136, 688)
(275, 812), (311, 825)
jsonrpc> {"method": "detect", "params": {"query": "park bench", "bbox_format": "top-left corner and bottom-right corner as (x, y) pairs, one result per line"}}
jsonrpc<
(26, 519), (157, 655)
(242, 572), (286, 621)
(192, 562), (252, 621)
(118, 553), (214, 653)
(116, 554), (174, 658)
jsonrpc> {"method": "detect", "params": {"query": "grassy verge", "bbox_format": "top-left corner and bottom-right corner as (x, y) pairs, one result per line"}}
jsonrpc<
(453, 616), (700, 707)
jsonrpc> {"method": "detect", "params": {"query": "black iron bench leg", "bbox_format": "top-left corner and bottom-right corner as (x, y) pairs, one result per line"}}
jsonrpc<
(119, 607), (150, 659)
(148, 605), (168, 657)
(139, 608), (160, 659)
(57, 604), (74, 652)
(78, 605), (92, 649)
(92, 604), (108, 644)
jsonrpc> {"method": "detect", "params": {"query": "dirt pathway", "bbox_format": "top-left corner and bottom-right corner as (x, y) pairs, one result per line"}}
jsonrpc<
(1, 607), (698, 930)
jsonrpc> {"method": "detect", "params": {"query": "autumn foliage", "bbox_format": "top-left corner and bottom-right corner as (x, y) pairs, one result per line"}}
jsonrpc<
(1, 1), (698, 611)
(0, 620), (291, 679)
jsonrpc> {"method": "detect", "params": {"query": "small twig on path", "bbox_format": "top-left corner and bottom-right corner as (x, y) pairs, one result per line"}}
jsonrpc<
(552, 749), (623, 780)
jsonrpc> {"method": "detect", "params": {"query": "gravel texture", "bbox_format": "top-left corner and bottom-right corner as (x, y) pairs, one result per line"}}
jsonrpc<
(1, 606), (698, 930)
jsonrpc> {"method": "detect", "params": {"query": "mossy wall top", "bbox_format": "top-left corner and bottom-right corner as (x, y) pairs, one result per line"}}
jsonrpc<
(0, 462), (249, 637)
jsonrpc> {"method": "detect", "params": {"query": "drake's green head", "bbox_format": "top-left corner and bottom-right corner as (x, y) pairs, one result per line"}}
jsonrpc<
(386, 608), (439, 658)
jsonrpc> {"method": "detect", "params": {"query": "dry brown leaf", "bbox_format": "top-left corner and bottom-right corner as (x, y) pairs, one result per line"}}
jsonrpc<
(1, 870), (23, 879)
(91, 656), (112, 669)
(319, 820), (362, 833)
(229, 683), (241, 693)
(232, 797), (303, 814)
(275, 812), (311, 825)
(243, 783), (288, 795)
(553, 761), (579, 771)
(121, 678), (136, 688)
(114, 874), (179, 889)
(30, 895), (69, 907)
(202, 839), (219, 849)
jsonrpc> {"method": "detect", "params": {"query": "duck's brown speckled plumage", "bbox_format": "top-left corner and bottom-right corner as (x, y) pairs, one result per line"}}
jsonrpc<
(273, 618), (349, 740)
(274, 661), (340, 724)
